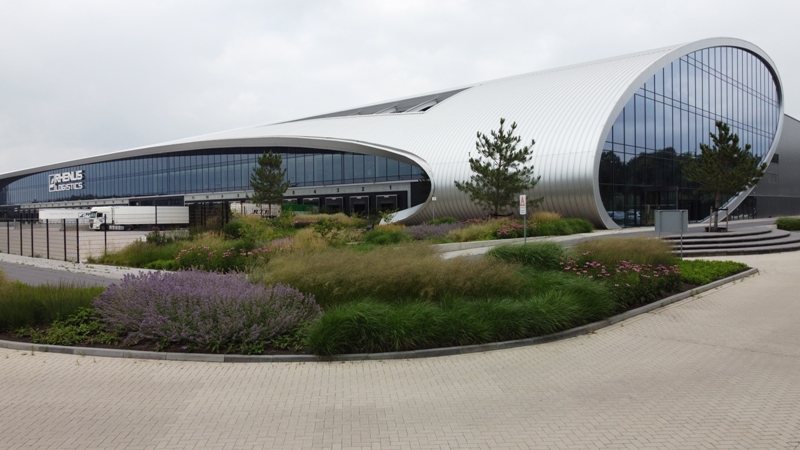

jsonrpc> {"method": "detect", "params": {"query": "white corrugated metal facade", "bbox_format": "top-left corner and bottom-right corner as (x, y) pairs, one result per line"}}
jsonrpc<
(1, 37), (783, 227)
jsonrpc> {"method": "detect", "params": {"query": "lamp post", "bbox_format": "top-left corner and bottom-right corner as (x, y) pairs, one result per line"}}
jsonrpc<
(431, 196), (437, 221)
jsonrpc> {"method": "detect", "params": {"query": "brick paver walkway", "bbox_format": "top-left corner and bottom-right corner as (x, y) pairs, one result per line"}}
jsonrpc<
(2, 251), (800, 449)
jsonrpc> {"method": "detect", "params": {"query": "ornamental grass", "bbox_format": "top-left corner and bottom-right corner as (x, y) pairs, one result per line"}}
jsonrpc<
(305, 290), (616, 356)
(0, 270), (104, 333)
(572, 236), (677, 266)
(252, 244), (525, 308)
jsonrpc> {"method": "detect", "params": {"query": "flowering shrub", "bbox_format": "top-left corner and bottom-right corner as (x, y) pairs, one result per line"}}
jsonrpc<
(403, 223), (462, 240)
(495, 222), (524, 239)
(93, 270), (321, 353)
(175, 240), (292, 272)
(561, 252), (681, 308)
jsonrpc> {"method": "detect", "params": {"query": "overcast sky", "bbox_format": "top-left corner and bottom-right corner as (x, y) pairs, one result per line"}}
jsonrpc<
(1, 0), (798, 174)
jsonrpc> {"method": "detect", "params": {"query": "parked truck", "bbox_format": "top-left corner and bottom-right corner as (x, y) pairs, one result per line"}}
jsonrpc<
(38, 208), (93, 224)
(89, 206), (189, 231)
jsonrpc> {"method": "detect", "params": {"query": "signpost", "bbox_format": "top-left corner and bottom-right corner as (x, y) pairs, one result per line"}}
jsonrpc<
(520, 195), (527, 243)
(655, 209), (689, 259)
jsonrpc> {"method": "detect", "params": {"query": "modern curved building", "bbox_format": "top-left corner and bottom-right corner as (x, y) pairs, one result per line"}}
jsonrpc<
(1, 37), (795, 227)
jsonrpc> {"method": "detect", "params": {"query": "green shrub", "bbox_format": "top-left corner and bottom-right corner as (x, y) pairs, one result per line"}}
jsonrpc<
(427, 216), (459, 225)
(678, 259), (749, 285)
(145, 228), (174, 246)
(776, 217), (800, 231)
(573, 237), (677, 266)
(15, 307), (118, 346)
(534, 218), (594, 236)
(221, 220), (247, 239)
(488, 242), (567, 271)
(0, 272), (105, 332)
(253, 244), (524, 308)
(362, 228), (412, 246)
(304, 290), (617, 356)
(312, 218), (348, 246)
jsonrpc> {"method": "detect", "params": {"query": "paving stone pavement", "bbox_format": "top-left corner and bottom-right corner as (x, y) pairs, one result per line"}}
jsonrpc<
(2, 251), (800, 449)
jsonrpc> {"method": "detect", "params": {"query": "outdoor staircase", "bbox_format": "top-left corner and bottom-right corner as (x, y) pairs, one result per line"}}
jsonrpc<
(662, 225), (800, 257)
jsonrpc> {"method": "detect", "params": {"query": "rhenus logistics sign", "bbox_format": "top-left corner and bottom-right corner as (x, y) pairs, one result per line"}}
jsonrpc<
(49, 170), (85, 192)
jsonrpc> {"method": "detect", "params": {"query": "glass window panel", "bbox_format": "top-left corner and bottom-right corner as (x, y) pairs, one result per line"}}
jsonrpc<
(655, 68), (663, 95)
(399, 161), (411, 179)
(287, 156), (296, 186)
(376, 156), (387, 181)
(332, 154), (342, 184)
(655, 100), (664, 150)
(353, 154), (364, 182)
(646, 97), (656, 150)
(624, 96), (636, 145)
(304, 155), (313, 186)
(314, 154), (323, 185)
(323, 154), (333, 184)
(364, 155), (375, 180)
(344, 153), (353, 183)
(635, 95), (645, 148)
(387, 158), (399, 180)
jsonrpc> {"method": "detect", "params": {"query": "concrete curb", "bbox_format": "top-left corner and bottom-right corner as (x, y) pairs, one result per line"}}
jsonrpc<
(0, 268), (759, 363)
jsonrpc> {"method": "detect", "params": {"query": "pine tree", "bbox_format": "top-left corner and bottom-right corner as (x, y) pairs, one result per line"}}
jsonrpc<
(681, 121), (767, 230)
(454, 118), (542, 216)
(249, 151), (290, 217)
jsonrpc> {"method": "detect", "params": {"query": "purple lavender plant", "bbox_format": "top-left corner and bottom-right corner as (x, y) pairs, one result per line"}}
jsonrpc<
(93, 270), (321, 352)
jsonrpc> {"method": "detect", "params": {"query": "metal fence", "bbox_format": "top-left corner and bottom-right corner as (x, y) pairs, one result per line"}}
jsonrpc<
(0, 219), (155, 263)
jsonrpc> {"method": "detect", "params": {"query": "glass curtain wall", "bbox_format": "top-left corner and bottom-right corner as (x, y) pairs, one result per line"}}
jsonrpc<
(1, 148), (425, 205)
(599, 46), (781, 226)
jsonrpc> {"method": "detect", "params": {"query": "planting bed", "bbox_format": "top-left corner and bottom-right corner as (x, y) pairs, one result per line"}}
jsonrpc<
(1, 235), (751, 357)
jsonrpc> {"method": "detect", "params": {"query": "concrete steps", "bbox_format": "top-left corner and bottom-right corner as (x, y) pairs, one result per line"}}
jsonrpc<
(662, 226), (800, 257)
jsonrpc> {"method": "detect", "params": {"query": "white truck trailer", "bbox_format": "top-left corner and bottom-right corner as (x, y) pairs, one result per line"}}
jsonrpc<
(89, 206), (189, 231)
(38, 209), (93, 224)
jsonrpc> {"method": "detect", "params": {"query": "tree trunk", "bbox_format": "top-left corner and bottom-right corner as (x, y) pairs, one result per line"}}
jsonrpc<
(713, 191), (722, 231)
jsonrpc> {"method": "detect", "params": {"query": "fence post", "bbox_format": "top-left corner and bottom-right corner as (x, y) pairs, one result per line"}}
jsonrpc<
(46, 220), (50, 259)
(30, 219), (34, 257)
(19, 219), (23, 255)
(76, 219), (80, 263)
(104, 225), (107, 255)
(5, 220), (8, 253)
(63, 219), (67, 262)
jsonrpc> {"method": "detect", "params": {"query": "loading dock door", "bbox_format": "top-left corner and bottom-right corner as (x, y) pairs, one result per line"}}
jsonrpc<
(377, 195), (397, 212)
(325, 197), (343, 213)
(350, 196), (369, 216)
(302, 198), (320, 213)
